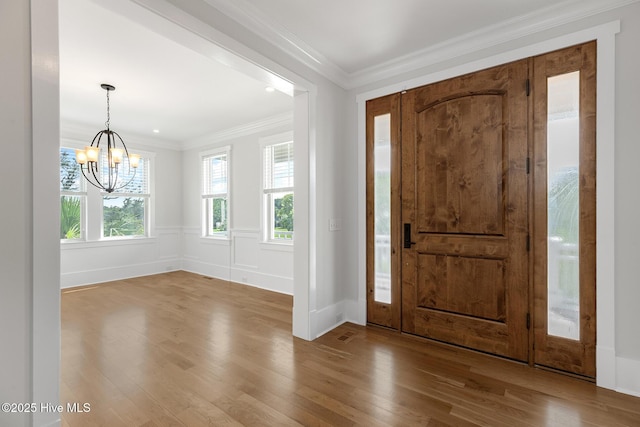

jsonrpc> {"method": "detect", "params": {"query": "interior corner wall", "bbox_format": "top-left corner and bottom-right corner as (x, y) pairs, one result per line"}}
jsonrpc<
(181, 124), (295, 295)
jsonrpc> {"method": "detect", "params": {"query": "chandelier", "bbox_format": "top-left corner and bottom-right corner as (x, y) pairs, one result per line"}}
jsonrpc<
(74, 84), (140, 193)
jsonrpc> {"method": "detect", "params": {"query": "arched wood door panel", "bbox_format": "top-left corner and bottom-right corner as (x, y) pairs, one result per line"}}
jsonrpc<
(401, 60), (529, 361)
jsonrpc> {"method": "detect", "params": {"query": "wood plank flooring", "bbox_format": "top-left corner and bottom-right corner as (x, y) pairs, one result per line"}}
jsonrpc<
(61, 271), (640, 426)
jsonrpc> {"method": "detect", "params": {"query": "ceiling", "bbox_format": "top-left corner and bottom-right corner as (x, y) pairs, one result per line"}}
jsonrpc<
(205, 0), (634, 85)
(208, 0), (564, 75)
(59, 0), (294, 147)
(60, 0), (635, 147)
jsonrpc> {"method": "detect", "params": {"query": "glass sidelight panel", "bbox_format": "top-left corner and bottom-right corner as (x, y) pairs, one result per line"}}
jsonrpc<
(547, 71), (580, 340)
(374, 114), (391, 304)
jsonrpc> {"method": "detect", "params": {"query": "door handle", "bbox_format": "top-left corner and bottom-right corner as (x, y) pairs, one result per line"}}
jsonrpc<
(404, 223), (416, 248)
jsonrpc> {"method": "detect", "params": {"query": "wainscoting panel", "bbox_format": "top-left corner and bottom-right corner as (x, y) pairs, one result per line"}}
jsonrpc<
(61, 226), (293, 294)
(180, 227), (293, 294)
(60, 226), (183, 288)
(232, 230), (260, 269)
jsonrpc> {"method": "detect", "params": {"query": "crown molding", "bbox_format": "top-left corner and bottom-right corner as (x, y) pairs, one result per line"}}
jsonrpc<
(202, 0), (638, 90)
(182, 111), (293, 151)
(348, 0), (639, 88)
(62, 112), (293, 152)
(60, 121), (182, 151)
(202, 0), (350, 87)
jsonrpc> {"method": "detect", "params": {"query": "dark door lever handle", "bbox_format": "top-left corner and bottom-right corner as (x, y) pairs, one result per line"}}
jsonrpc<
(404, 223), (416, 248)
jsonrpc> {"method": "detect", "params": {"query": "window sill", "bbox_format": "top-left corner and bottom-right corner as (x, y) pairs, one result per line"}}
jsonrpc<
(200, 236), (231, 246)
(260, 241), (294, 252)
(61, 236), (156, 250)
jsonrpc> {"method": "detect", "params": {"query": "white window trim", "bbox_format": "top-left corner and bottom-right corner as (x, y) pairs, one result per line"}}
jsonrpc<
(59, 141), (156, 243)
(260, 131), (294, 245)
(200, 145), (231, 240)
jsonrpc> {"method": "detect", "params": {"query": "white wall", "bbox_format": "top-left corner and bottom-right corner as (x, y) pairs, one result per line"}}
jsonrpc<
(612, 1), (640, 366)
(611, 3), (640, 397)
(309, 83), (354, 334)
(181, 123), (294, 294)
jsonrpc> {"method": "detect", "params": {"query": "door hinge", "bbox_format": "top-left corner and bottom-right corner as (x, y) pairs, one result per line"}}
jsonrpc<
(526, 234), (530, 251)
(526, 78), (531, 96)
(526, 157), (530, 174)
(526, 313), (531, 330)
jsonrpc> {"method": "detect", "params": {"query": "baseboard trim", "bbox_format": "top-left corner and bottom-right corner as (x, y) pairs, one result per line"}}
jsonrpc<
(311, 301), (347, 338)
(181, 258), (230, 281)
(597, 345), (617, 390)
(616, 355), (640, 397)
(345, 298), (366, 325)
(229, 267), (293, 295)
(61, 258), (181, 288)
(182, 259), (293, 295)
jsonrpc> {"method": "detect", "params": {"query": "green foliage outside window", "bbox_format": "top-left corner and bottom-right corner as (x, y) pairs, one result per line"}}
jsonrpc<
(273, 193), (293, 239)
(211, 198), (227, 233)
(60, 196), (81, 239)
(103, 197), (145, 237)
(60, 149), (82, 240)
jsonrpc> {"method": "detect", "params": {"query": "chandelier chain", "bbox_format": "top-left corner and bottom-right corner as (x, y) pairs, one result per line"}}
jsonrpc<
(105, 88), (111, 129)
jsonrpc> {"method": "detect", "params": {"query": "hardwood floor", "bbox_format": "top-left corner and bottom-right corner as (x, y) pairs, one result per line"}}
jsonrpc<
(61, 271), (640, 426)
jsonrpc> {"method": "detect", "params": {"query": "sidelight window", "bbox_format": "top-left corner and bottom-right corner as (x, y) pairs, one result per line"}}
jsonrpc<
(546, 71), (580, 340)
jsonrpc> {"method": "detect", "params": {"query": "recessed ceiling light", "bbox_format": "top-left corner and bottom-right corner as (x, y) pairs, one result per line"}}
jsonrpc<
(265, 86), (275, 93)
(153, 129), (160, 133)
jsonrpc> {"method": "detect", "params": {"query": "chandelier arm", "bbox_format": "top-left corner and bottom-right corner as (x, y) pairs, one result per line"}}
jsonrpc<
(91, 130), (102, 147)
(112, 131), (129, 161)
(107, 131), (114, 191)
(90, 161), (107, 192)
(85, 130), (107, 191)
(112, 164), (119, 193)
(110, 130), (136, 192)
(80, 165), (106, 191)
(111, 168), (137, 192)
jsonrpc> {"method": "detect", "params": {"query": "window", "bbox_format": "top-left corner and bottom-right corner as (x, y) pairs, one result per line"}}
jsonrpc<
(546, 71), (580, 340)
(60, 147), (86, 240)
(59, 144), (153, 242)
(202, 147), (230, 238)
(262, 138), (293, 242)
(102, 152), (150, 238)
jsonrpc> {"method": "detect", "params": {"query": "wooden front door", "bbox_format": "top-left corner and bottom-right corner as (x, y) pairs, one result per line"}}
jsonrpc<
(401, 60), (530, 361)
